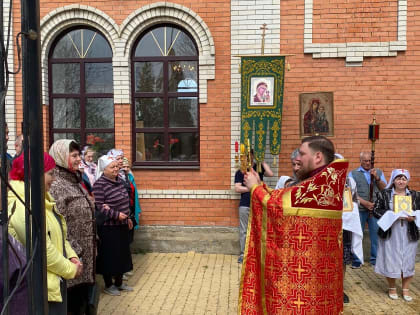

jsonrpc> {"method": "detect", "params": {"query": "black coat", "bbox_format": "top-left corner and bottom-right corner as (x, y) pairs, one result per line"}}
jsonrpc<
(373, 189), (420, 241)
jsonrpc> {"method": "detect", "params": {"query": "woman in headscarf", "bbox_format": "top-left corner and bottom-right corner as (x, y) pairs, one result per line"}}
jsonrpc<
(80, 145), (97, 190)
(49, 139), (97, 314)
(373, 169), (420, 301)
(92, 156), (133, 296)
(107, 149), (124, 179)
(8, 152), (82, 314)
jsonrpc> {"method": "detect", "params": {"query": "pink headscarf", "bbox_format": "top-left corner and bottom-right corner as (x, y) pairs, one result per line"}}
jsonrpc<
(10, 152), (56, 181)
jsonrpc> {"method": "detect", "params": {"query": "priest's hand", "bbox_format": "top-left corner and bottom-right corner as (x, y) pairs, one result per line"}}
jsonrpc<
(244, 168), (261, 190)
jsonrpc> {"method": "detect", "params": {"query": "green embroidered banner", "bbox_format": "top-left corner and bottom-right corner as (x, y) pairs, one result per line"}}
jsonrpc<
(240, 56), (285, 163)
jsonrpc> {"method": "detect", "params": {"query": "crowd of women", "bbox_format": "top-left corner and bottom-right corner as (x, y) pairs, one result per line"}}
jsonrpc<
(7, 139), (141, 314)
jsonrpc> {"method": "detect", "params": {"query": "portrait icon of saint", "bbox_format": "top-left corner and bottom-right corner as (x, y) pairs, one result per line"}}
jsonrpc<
(250, 77), (274, 106)
(303, 98), (330, 134)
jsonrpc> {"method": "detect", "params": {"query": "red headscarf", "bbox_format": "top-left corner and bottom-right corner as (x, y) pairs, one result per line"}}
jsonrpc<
(10, 152), (56, 181)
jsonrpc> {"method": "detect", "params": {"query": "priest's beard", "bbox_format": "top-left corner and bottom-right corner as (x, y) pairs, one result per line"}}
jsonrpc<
(295, 161), (314, 181)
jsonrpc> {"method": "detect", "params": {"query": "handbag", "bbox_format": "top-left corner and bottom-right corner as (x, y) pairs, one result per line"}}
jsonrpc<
(95, 204), (108, 226)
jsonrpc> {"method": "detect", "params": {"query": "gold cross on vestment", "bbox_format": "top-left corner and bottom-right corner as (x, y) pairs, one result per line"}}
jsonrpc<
(266, 262), (276, 275)
(296, 231), (309, 246)
(295, 262), (305, 280)
(320, 298), (329, 306)
(293, 294), (305, 312)
(323, 233), (334, 247)
(321, 265), (332, 275)
(260, 23), (268, 55)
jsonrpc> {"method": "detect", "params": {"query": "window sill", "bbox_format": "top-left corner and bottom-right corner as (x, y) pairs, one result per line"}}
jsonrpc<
(132, 165), (200, 170)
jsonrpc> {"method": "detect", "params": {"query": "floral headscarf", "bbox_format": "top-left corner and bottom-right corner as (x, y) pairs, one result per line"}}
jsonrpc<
(107, 148), (126, 180)
(49, 139), (76, 169)
(107, 149), (123, 159)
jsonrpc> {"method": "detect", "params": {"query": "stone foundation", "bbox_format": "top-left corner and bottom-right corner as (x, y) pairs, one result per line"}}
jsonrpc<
(132, 225), (239, 255)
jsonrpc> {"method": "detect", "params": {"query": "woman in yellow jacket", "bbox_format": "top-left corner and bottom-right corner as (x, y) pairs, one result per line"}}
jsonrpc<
(8, 152), (82, 314)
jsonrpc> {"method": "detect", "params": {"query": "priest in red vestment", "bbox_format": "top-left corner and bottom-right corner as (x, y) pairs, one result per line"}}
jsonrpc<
(239, 136), (348, 315)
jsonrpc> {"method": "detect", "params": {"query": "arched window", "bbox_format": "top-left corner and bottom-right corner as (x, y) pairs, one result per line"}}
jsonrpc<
(48, 27), (114, 156)
(131, 25), (199, 167)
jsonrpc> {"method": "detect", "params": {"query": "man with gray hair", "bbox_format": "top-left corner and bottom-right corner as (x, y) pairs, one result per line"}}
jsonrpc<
(349, 151), (386, 268)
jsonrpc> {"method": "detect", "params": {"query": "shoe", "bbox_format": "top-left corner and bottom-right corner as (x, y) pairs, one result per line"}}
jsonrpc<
(388, 288), (398, 300)
(351, 263), (361, 269)
(343, 293), (349, 303)
(118, 283), (134, 292)
(125, 271), (134, 276)
(122, 274), (129, 281)
(104, 285), (121, 296)
(402, 289), (413, 302)
(237, 255), (243, 264)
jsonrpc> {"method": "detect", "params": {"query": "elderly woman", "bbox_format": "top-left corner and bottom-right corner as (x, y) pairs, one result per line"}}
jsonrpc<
(107, 149), (124, 172)
(93, 156), (133, 296)
(373, 169), (420, 301)
(8, 153), (82, 314)
(49, 139), (97, 314)
(80, 145), (97, 189)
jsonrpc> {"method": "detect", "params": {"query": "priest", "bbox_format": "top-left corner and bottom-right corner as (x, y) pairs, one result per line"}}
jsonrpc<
(239, 136), (348, 314)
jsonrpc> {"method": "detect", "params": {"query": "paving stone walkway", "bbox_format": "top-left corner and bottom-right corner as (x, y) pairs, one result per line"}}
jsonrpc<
(98, 252), (420, 314)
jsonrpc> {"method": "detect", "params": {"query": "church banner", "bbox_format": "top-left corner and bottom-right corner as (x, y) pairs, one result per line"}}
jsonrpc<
(240, 56), (285, 163)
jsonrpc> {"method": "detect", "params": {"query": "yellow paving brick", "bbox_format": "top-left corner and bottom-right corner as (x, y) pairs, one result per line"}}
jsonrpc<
(99, 253), (420, 315)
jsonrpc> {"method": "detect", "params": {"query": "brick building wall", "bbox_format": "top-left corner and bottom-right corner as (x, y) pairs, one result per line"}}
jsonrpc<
(278, 0), (419, 190)
(7, 0), (420, 228)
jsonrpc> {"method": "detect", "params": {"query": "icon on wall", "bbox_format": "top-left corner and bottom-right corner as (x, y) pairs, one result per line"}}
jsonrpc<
(299, 92), (334, 137)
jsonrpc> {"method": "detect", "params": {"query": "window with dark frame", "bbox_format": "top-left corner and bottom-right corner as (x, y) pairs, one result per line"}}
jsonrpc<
(48, 27), (114, 157)
(131, 25), (200, 167)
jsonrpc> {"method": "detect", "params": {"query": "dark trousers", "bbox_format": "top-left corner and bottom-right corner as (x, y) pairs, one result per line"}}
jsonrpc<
(48, 280), (67, 315)
(103, 274), (123, 288)
(68, 283), (90, 315)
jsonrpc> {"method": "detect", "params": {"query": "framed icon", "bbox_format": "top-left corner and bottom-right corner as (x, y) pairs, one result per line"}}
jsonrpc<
(342, 188), (353, 212)
(250, 77), (274, 106)
(299, 92), (334, 137)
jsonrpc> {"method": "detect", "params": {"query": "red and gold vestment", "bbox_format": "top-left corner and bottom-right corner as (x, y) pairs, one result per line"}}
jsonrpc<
(239, 160), (349, 315)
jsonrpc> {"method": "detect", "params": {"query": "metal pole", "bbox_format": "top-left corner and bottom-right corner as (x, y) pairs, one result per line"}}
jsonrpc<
(21, 0), (47, 313)
(0, 0), (10, 313)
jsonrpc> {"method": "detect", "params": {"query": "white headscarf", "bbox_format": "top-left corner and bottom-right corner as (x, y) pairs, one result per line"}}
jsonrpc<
(96, 155), (116, 180)
(386, 169), (410, 189)
(275, 176), (292, 189)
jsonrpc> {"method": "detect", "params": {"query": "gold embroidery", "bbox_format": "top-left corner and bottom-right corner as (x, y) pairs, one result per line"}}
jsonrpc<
(337, 230), (343, 249)
(293, 293), (305, 312)
(294, 167), (347, 207)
